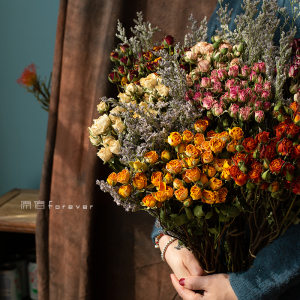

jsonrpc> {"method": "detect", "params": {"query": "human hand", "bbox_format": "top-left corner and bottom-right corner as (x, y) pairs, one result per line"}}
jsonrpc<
(159, 235), (206, 279)
(170, 273), (238, 300)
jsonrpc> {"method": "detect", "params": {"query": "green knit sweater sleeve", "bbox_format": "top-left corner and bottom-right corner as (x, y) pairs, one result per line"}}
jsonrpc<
(229, 224), (300, 300)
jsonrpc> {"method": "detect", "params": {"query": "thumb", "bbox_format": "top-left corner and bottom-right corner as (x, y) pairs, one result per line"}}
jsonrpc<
(179, 275), (211, 291)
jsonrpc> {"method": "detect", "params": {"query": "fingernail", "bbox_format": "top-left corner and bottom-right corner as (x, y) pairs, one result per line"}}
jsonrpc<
(179, 278), (185, 286)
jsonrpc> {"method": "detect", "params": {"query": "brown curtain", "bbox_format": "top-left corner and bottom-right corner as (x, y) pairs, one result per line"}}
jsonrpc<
(36, 1), (217, 299)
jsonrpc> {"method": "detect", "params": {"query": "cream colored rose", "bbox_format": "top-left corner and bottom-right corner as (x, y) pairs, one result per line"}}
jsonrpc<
(97, 102), (108, 113)
(219, 43), (233, 52)
(155, 84), (170, 97)
(140, 73), (159, 90)
(102, 135), (115, 147)
(89, 114), (111, 135)
(109, 140), (121, 154)
(143, 93), (150, 102)
(109, 106), (126, 123)
(192, 42), (214, 56)
(185, 51), (198, 61)
(97, 147), (112, 162)
(186, 74), (193, 87)
(229, 58), (240, 67)
(197, 59), (211, 73)
(89, 135), (101, 146)
(125, 83), (143, 95)
(112, 119), (125, 133)
(118, 93), (131, 103)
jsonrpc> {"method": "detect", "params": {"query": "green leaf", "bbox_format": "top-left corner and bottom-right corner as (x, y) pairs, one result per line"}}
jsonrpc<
(170, 214), (188, 226)
(205, 210), (213, 220)
(207, 227), (219, 235)
(219, 212), (229, 222)
(185, 207), (194, 220)
(160, 210), (168, 223)
(193, 205), (205, 218)
(221, 205), (240, 218)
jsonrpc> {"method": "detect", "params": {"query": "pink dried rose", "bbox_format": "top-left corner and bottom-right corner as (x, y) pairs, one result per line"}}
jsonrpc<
(228, 65), (239, 78)
(255, 110), (265, 123)
(194, 84), (201, 91)
(212, 103), (223, 116)
(254, 83), (264, 94)
(211, 75), (220, 84)
(185, 51), (198, 61)
(248, 95), (257, 106)
(250, 71), (258, 82)
(258, 62), (266, 73)
(241, 65), (250, 77)
(225, 79), (236, 91)
(217, 69), (227, 81)
(229, 103), (239, 118)
(197, 59), (211, 73)
(201, 77), (211, 88)
(239, 106), (252, 121)
(254, 101), (262, 110)
(257, 75), (263, 84)
(211, 69), (218, 77)
(213, 81), (223, 93)
(229, 86), (239, 101)
(204, 91), (214, 97)
(263, 102), (271, 111)
(252, 63), (260, 73)
(193, 91), (203, 102)
(202, 96), (216, 109)
(240, 80), (248, 88)
(185, 90), (194, 101)
(220, 93), (229, 104)
(263, 81), (272, 91)
(238, 89), (249, 103)
(261, 90), (271, 101)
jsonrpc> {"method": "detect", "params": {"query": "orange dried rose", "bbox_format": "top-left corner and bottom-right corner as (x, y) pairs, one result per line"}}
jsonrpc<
(199, 172), (209, 184)
(248, 169), (262, 183)
(173, 178), (184, 189)
(186, 144), (201, 158)
(229, 127), (244, 140)
(217, 187), (228, 203)
(290, 101), (299, 112)
(274, 122), (288, 138)
(194, 133), (205, 145)
(206, 130), (217, 140)
(294, 113), (300, 123)
(117, 169), (130, 184)
(151, 171), (163, 186)
(292, 144), (300, 158)
(277, 138), (293, 156)
(144, 151), (159, 164)
(200, 141), (211, 151)
(251, 162), (263, 172)
(226, 140), (238, 152)
(118, 185), (132, 198)
(164, 173), (173, 185)
(242, 137), (258, 152)
(210, 138), (226, 153)
(142, 194), (157, 207)
(194, 119), (209, 132)
(186, 157), (200, 167)
(132, 172), (148, 189)
(182, 130), (194, 143)
(213, 158), (224, 172)
(166, 159), (183, 174)
(287, 123), (300, 137)
(107, 172), (118, 186)
(202, 189), (216, 204)
(234, 173), (248, 186)
(269, 158), (285, 174)
(202, 165), (216, 177)
(260, 182), (269, 190)
(166, 186), (174, 198)
(182, 170), (192, 183)
(185, 167), (201, 182)
(217, 131), (230, 142)
(209, 177), (223, 190)
(177, 143), (187, 154)
(229, 165), (241, 179)
(168, 132), (182, 146)
(190, 185), (202, 200)
(154, 182), (168, 202)
(255, 131), (270, 144)
(233, 152), (246, 165)
(174, 186), (189, 201)
(202, 150), (214, 164)
(269, 181), (279, 192)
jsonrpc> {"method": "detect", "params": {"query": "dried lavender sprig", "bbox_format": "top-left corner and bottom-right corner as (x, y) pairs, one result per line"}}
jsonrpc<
(215, 0), (233, 40)
(184, 14), (208, 48)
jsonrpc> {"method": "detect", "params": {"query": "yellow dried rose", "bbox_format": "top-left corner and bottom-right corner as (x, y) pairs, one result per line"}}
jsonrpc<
(221, 161), (231, 180)
(217, 131), (230, 142)
(107, 172), (118, 186)
(194, 133), (205, 145)
(151, 171), (163, 187)
(132, 172), (148, 190)
(194, 119), (209, 133)
(164, 173), (173, 185)
(142, 194), (157, 207)
(174, 186), (189, 201)
(226, 140), (238, 152)
(168, 132), (182, 146)
(154, 182), (168, 202)
(209, 177), (223, 190)
(182, 170), (192, 183)
(161, 150), (172, 161)
(190, 185), (202, 200)
(217, 187), (228, 203)
(229, 127), (244, 140)
(186, 157), (200, 167)
(118, 185), (132, 198)
(173, 178), (184, 189)
(177, 143), (187, 154)
(144, 151), (159, 164)
(182, 130), (194, 143)
(207, 130), (217, 140)
(186, 144), (201, 158)
(199, 172), (209, 184)
(202, 189), (216, 204)
(200, 141), (211, 151)
(166, 160), (183, 174)
(117, 169), (130, 184)
(201, 150), (214, 164)
(210, 138), (226, 153)
(213, 158), (224, 172)
(185, 167), (201, 182)
(202, 165), (217, 177)
(166, 186), (174, 198)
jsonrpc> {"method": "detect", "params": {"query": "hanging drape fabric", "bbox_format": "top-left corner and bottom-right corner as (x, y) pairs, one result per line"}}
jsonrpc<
(36, 1), (217, 299)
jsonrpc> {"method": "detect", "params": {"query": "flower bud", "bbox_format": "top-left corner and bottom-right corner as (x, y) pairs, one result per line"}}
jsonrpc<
(261, 170), (271, 181)
(161, 150), (172, 162)
(290, 83), (298, 94)
(269, 181), (279, 192)
(246, 181), (255, 189)
(220, 47), (228, 55)
(238, 161), (247, 173)
(183, 198), (193, 207)
(133, 161), (143, 170)
(263, 159), (270, 169)
(108, 72), (120, 83)
(236, 145), (244, 152)
(238, 43), (244, 53)
(110, 51), (119, 62)
(253, 149), (260, 159)
(286, 171), (294, 181)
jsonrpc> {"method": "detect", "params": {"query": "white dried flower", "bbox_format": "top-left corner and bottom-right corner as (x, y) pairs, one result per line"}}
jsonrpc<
(192, 42), (214, 56)
(109, 140), (121, 154)
(102, 135), (115, 147)
(140, 73), (159, 89)
(125, 83), (143, 95)
(89, 114), (111, 135)
(109, 106), (126, 123)
(97, 147), (112, 162)
(118, 93), (131, 103)
(155, 84), (170, 97)
(97, 102), (108, 113)
(112, 118), (125, 133)
(89, 135), (101, 146)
